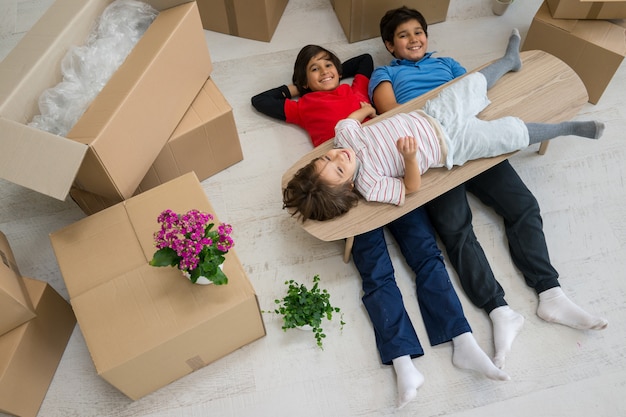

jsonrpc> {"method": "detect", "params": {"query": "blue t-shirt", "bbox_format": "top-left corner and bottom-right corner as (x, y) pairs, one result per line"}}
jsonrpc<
(368, 52), (467, 104)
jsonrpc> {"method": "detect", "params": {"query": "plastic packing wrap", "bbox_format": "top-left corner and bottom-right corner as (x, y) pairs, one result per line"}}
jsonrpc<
(29, 0), (158, 136)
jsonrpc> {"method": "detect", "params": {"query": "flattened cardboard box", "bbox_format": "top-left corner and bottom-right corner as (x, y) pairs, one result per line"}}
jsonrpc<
(0, 0), (212, 201)
(0, 232), (36, 336)
(137, 77), (243, 193)
(331, 0), (450, 43)
(197, 0), (288, 42)
(546, 0), (626, 19)
(50, 172), (266, 400)
(523, 1), (626, 104)
(0, 277), (76, 417)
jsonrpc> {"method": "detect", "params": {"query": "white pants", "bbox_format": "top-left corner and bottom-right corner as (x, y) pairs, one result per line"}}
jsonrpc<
(423, 72), (529, 168)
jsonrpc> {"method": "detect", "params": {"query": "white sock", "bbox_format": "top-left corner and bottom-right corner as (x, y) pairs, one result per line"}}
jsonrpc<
(489, 306), (525, 369)
(392, 355), (424, 409)
(452, 332), (510, 381)
(537, 287), (608, 330)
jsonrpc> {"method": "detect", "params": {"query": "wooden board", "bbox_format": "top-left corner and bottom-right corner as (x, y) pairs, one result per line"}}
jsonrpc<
(281, 50), (589, 260)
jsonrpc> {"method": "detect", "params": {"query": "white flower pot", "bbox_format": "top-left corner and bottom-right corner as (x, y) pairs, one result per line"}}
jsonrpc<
(492, 0), (514, 16)
(182, 263), (224, 285)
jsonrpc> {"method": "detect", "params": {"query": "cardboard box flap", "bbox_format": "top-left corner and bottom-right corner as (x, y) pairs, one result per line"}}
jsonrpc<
(50, 203), (146, 299)
(125, 172), (214, 260)
(72, 260), (257, 373)
(0, 118), (87, 200)
(0, 0), (108, 122)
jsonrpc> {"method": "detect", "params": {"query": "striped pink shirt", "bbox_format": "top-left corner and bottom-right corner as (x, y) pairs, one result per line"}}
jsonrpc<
(334, 111), (442, 205)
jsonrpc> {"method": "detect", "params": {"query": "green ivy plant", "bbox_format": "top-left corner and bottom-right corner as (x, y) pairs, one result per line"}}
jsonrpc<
(271, 274), (345, 349)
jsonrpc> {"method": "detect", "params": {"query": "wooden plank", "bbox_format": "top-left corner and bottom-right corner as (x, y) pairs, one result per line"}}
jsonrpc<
(281, 50), (589, 248)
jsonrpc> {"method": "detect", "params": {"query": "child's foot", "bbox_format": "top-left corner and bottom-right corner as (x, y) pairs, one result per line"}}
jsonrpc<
(537, 287), (608, 330)
(452, 332), (510, 381)
(392, 355), (425, 409)
(505, 28), (522, 72)
(489, 306), (525, 369)
(568, 121), (605, 139)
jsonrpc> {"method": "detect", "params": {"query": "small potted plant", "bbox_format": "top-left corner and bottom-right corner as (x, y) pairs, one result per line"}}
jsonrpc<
(149, 208), (234, 285)
(271, 274), (345, 349)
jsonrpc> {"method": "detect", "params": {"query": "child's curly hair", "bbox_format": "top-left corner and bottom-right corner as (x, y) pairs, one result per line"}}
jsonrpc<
(283, 159), (360, 222)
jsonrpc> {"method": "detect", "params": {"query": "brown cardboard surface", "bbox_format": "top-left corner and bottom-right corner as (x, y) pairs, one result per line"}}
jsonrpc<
(0, 232), (36, 336)
(197, 0), (288, 42)
(0, 0), (212, 201)
(546, 0), (626, 19)
(49, 172), (266, 400)
(523, 1), (626, 103)
(0, 277), (76, 417)
(331, 0), (450, 43)
(137, 77), (243, 193)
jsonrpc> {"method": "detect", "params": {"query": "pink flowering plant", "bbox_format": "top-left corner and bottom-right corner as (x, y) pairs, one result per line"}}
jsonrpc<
(149, 209), (234, 285)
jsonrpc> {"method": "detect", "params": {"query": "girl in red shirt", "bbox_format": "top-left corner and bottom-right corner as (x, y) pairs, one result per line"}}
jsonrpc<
(251, 45), (373, 147)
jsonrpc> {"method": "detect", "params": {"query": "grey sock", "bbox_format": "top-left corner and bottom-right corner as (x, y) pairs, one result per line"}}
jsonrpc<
(527, 121), (605, 145)
(479, 29), (522, 88)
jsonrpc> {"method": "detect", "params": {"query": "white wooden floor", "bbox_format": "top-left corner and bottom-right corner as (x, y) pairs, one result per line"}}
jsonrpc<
(2, 0), (626, 416)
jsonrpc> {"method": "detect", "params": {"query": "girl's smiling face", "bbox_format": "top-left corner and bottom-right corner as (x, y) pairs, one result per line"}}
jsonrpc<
(305, 51), (341, 92)
(385, 18), (429, 61)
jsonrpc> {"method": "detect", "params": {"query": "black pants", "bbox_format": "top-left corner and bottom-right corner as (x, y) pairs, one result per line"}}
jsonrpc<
(426, 160), (560, 314)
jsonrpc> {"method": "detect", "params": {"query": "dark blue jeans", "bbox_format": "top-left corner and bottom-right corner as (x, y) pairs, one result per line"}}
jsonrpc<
(351, 206), (471, 365)
(426, 160), (560, 314)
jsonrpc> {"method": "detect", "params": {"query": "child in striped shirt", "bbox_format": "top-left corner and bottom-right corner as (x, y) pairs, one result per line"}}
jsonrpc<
(283, 67), (604, 222)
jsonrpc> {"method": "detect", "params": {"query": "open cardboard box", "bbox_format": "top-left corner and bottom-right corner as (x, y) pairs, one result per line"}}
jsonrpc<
(523, 1), (626, 104)
(0, 0), (212, 201)
(50, 172), (265, 400)
(0, 231), (36, 337)
(0, 277), (76, 417)
(69, 76), (243, 215)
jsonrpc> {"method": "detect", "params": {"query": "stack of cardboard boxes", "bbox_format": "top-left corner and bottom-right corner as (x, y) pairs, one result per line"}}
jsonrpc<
(0, 0), (270, 409)
(0, 231), (76, 417)
(522, 0), (626, 104)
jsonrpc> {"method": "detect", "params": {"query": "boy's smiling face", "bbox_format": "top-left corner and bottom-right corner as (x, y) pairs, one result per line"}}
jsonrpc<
(385, 18), (429, 62)
(305, 51), (341, 92)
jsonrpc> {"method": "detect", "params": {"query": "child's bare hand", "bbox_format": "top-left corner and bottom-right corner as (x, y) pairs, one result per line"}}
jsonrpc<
(360, 102), (377, 118)
(396, 136), (418, 157)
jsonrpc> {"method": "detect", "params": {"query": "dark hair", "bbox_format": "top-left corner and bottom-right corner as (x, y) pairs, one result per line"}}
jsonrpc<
(292, 45), (343, 96)
(380, 6), (428, 55)
(283, 159), (360, 222)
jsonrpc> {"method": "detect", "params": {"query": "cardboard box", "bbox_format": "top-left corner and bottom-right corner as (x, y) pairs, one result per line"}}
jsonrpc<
(0, 277), (76, 417)
(0, 0), (212, 201)
(0, 232), (36, 336)
(546, 0), (626, 19)
(69, 186), (120, 216)
(331, 0), (450, 43)
(137, 77), (243, 193)
(522, 1), (626, 104)
(69, 77), (243, 215)
(197, 0), (288, 42)
(50, 172), (266, 400)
